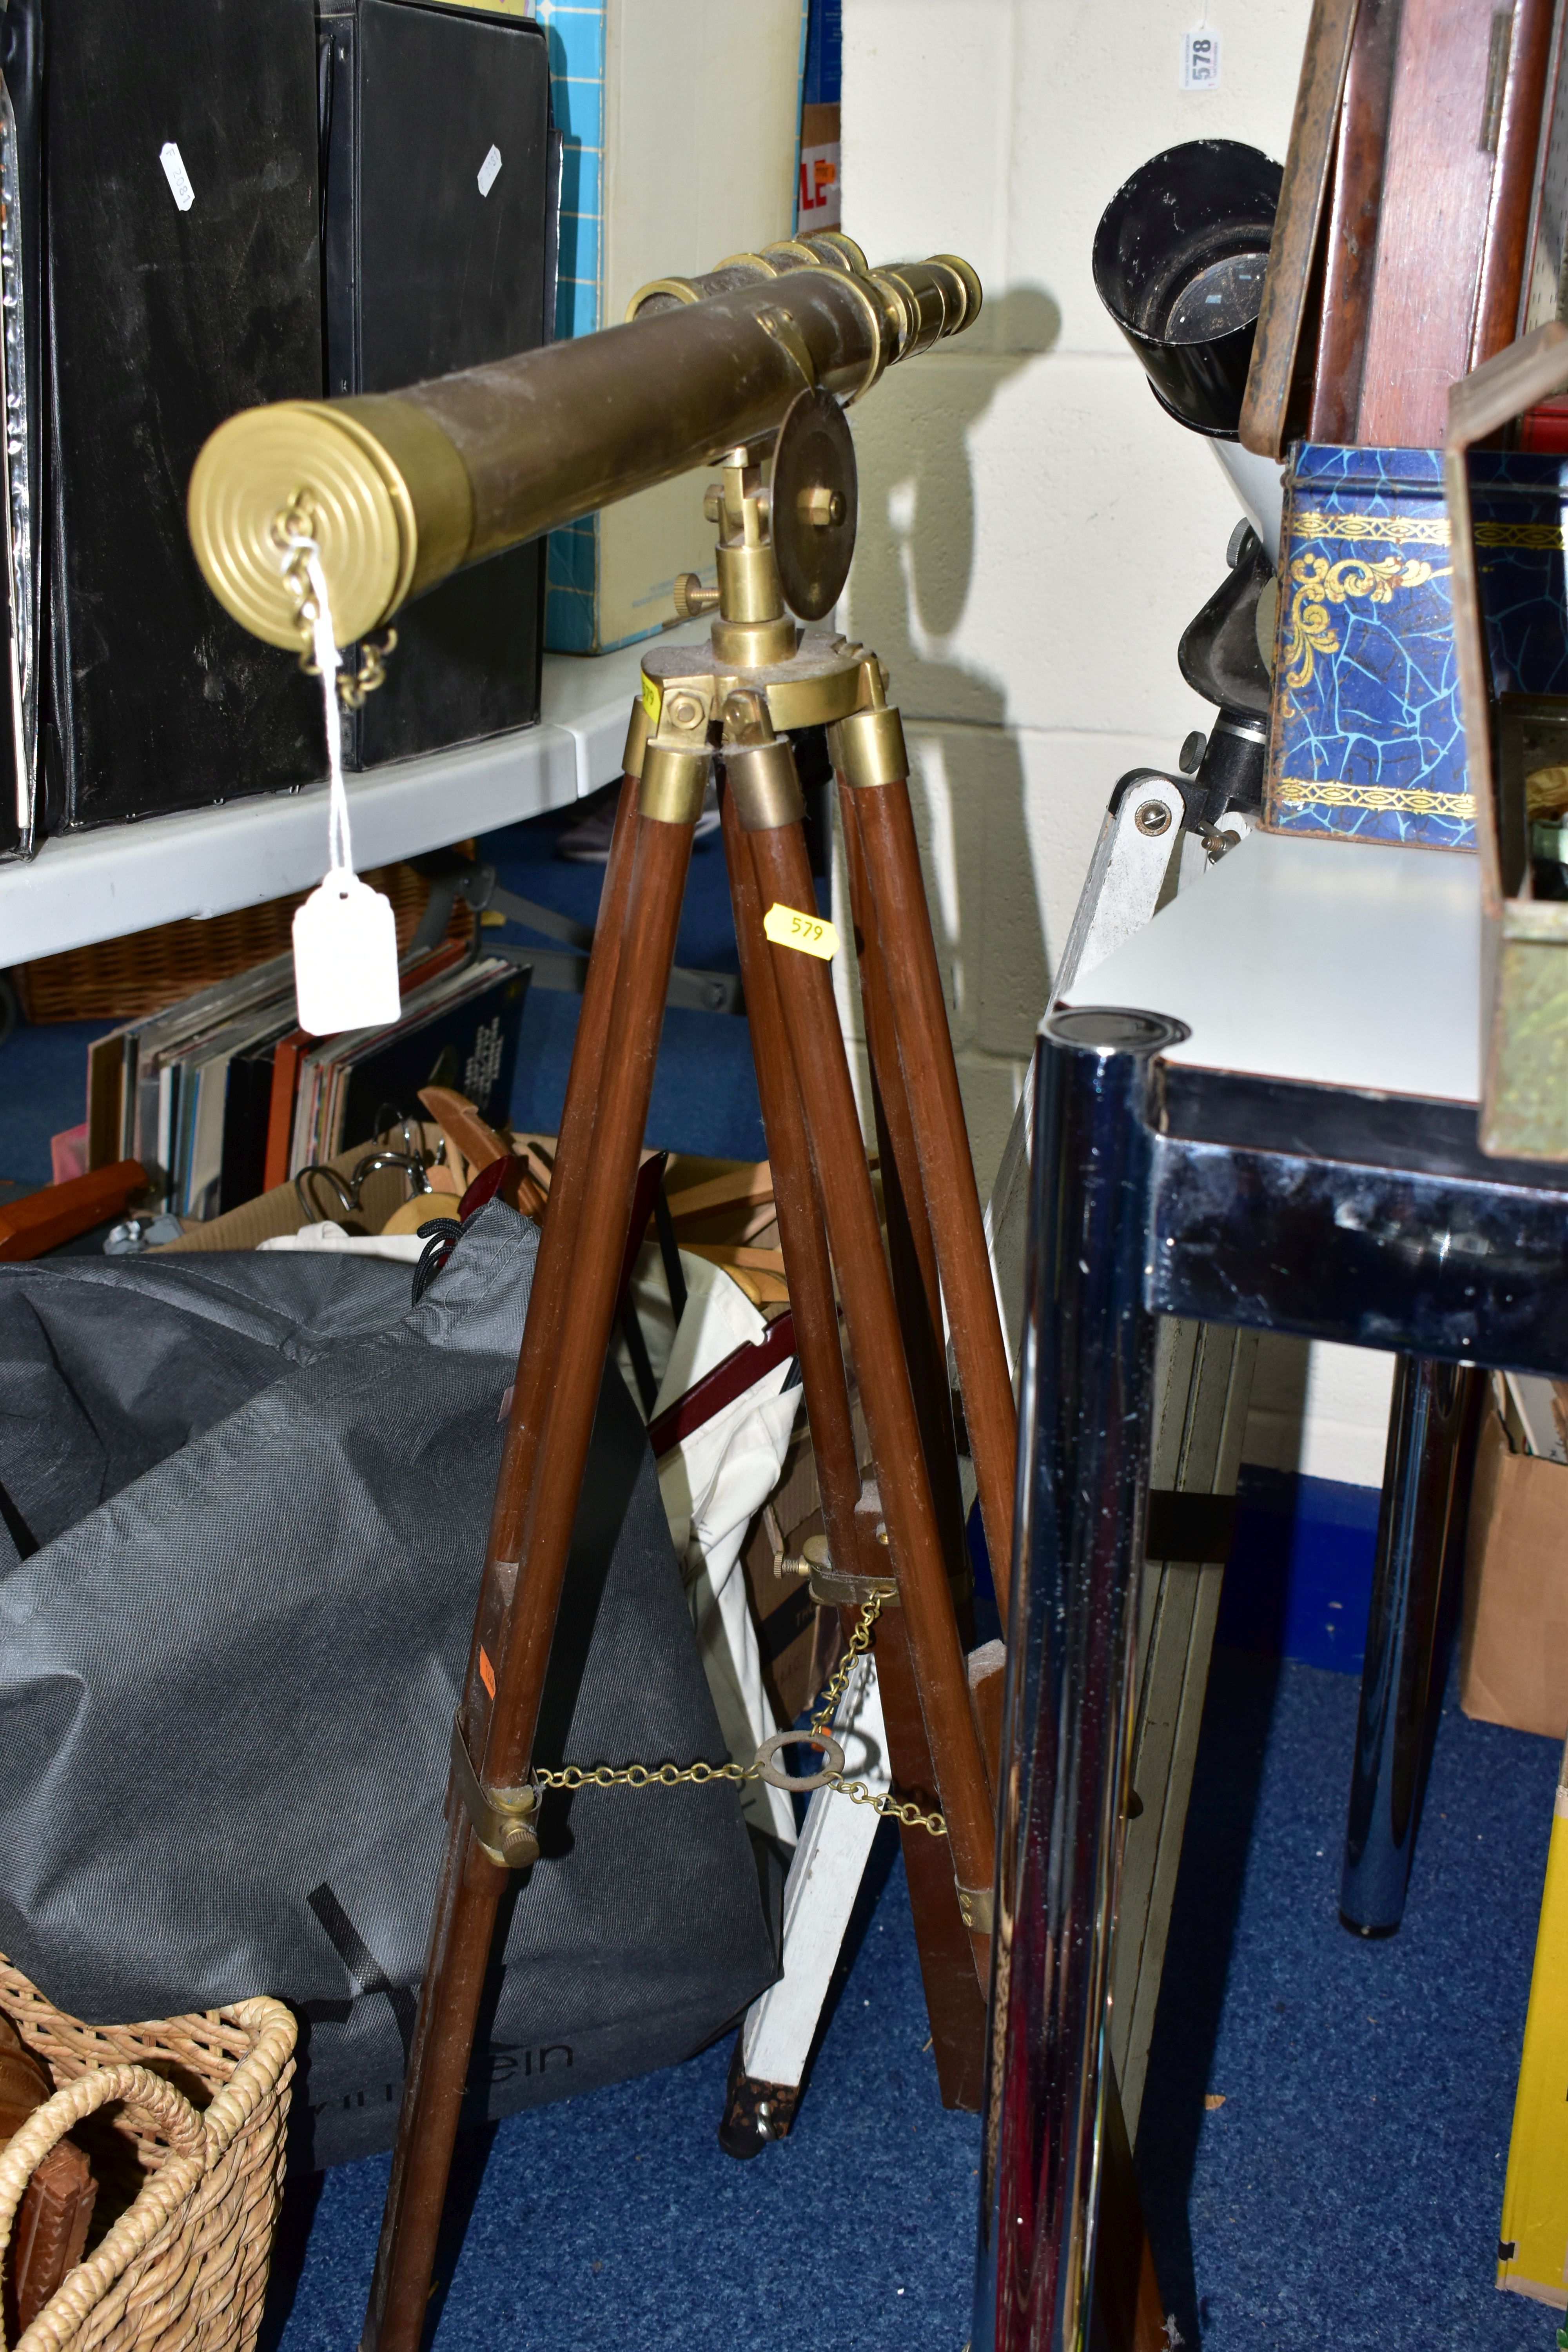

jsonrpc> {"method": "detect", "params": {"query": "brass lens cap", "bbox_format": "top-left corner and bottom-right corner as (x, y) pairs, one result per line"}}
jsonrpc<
(771, 385), (857, 623)
(187, 401), (412, 650)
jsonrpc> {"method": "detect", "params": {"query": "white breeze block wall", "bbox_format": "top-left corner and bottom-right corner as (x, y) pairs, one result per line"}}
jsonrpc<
(838, 0), (1392, 1493)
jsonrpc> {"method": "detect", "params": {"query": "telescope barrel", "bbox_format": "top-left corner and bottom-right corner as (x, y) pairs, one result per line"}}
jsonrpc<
(187, 250), (982, 652)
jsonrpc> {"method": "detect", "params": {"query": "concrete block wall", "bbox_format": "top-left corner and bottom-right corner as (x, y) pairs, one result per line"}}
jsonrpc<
(838, 0), (1394, 1494)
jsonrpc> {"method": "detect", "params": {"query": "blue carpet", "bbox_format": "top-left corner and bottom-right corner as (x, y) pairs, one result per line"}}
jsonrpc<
(1218, 1468), (1383, 1674)
(1139, 1648), (1561, 2350)
(263, 1837), (982, 2352)
(253, 1648), (1563, 2352)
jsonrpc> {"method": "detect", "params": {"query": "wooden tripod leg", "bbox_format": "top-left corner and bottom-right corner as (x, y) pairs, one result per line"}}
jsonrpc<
(832, 699), (1018, 1618)
(717, 778), (861, 1562)
(868, 1602), (989, 2109)
(722, 783), (987, 2107)
(725, 725), (995, 1980)
(466, 766), (641, 1700)
(838, 779), (975, 1634)
(363, 758), (707, 2352)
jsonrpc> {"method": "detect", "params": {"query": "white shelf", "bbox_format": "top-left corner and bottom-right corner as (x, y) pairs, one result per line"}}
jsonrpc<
(1067, 829), (1483, 1106)
(0, 627), (711, 967)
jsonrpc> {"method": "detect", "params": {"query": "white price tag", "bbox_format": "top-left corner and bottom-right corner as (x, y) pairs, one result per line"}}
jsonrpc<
(477, 144), (503, 198)
(292, 869), (401, 1036)
(159, 141), (195, 212)
(278, 537), (402, 1037)
(1181, 26), (1221, 88)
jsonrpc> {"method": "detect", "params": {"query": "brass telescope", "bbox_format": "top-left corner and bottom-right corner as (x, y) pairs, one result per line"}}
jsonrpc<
(187, 234), (981, 653)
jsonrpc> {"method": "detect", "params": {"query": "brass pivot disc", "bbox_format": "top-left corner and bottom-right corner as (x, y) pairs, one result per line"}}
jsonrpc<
(771, 386), (857, 622)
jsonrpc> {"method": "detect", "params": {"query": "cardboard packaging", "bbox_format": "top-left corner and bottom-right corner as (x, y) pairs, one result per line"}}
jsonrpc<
(1461, 1394), (1568, 1741)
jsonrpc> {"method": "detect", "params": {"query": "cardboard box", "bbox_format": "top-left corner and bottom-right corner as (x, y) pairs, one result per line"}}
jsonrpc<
(1461, 1399), (1568, 1740)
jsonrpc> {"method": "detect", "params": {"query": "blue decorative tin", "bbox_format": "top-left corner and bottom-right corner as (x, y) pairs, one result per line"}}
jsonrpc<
(1265, 443), (1568, 852)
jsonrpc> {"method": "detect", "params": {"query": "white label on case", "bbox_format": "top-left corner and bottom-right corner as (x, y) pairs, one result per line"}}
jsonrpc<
(1181, 27), (1221, 88)
(159, 141), (195, 212)
(477, 144), (503, 198)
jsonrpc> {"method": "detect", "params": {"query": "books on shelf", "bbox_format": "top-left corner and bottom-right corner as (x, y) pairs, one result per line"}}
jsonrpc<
(86, 947), (529, 1222)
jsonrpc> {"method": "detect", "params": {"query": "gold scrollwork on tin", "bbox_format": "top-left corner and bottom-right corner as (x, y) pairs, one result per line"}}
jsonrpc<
(1297, 506), (1568, 552)
(1283, 552), (1443, 692)
(1296, 508), (1452, 547)
(1274, 780), (1477, 818)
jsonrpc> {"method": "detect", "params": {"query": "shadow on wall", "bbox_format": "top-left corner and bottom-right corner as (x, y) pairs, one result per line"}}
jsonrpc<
(842, 285), (1062, 1182)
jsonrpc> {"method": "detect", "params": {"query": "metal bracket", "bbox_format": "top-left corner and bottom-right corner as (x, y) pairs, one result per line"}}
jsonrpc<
(449, 1718), (540, 1870)
(409, 851), (745, 1015)
(957, 1883), (995, 1935)
(799, 1532), (900, 1610)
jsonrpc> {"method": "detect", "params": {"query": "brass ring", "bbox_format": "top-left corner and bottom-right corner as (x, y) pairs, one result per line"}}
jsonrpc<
(753, 1729), (846, 1793)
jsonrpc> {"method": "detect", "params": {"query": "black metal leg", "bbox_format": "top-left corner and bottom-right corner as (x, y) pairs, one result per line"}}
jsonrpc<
(1339, 1354), (1477, 1936)
(973, 1007), (1185, 2352)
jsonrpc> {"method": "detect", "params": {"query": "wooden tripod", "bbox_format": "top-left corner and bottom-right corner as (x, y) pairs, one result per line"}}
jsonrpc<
(358, 601), (1020, 2349)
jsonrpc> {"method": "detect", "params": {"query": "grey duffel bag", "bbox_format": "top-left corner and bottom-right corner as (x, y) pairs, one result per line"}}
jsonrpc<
(0, 1201), (777, 2167)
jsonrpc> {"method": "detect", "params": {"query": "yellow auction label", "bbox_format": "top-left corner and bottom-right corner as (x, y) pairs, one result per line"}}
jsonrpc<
(763, 903), (837, 959)
(640, 672), (662, 726)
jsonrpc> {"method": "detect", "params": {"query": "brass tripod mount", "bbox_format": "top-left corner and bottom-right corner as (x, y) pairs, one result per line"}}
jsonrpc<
(631, 431), (909, 837)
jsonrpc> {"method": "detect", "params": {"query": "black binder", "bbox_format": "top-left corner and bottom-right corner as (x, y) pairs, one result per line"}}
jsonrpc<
(0, 0), (42, 860)
(319, 0), (557, 771)
(43, 0), (325, 835)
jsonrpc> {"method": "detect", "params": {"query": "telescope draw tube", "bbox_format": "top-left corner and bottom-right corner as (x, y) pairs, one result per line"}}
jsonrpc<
(187, 252), (982, 652)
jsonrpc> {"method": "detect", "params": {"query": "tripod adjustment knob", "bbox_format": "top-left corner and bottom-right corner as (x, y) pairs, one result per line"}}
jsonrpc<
(673, 572), (720, 619)
(450, 1717), (541, 1871)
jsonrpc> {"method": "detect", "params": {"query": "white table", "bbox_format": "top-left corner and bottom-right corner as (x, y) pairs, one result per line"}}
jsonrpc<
(0, 627), (710, 965)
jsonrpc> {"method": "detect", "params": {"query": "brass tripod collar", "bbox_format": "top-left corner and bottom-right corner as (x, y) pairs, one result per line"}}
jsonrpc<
(726, 739), (804, 833)
(830, 703), (909, 790)
(639, 739), (711, 826)
(621, 697), (650, 782)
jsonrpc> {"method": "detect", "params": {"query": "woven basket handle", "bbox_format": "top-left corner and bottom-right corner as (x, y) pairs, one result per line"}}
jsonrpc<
(0, 2062), (205, 2352)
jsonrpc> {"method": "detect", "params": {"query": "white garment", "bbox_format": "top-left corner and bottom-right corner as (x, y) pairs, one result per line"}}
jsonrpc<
(634, 1250), (802, 1849)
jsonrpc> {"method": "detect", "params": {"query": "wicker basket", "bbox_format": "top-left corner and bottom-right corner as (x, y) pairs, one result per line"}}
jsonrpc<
(0, 1961), (295, 2352)
(14, 859), (473, 1024)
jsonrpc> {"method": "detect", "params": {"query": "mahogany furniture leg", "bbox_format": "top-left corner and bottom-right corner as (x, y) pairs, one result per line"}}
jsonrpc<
(1092, 2069), (1169, 2352)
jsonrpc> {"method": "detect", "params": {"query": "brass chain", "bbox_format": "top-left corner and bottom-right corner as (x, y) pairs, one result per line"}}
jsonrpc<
(270, 494), (398, 708)
(532, 1592), (947, 1837)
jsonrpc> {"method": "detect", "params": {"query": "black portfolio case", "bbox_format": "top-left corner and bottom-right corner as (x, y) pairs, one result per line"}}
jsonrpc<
(43, 0), (325, 835)
(319, 0), (556, 771)
(0, 0), (42, 860)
